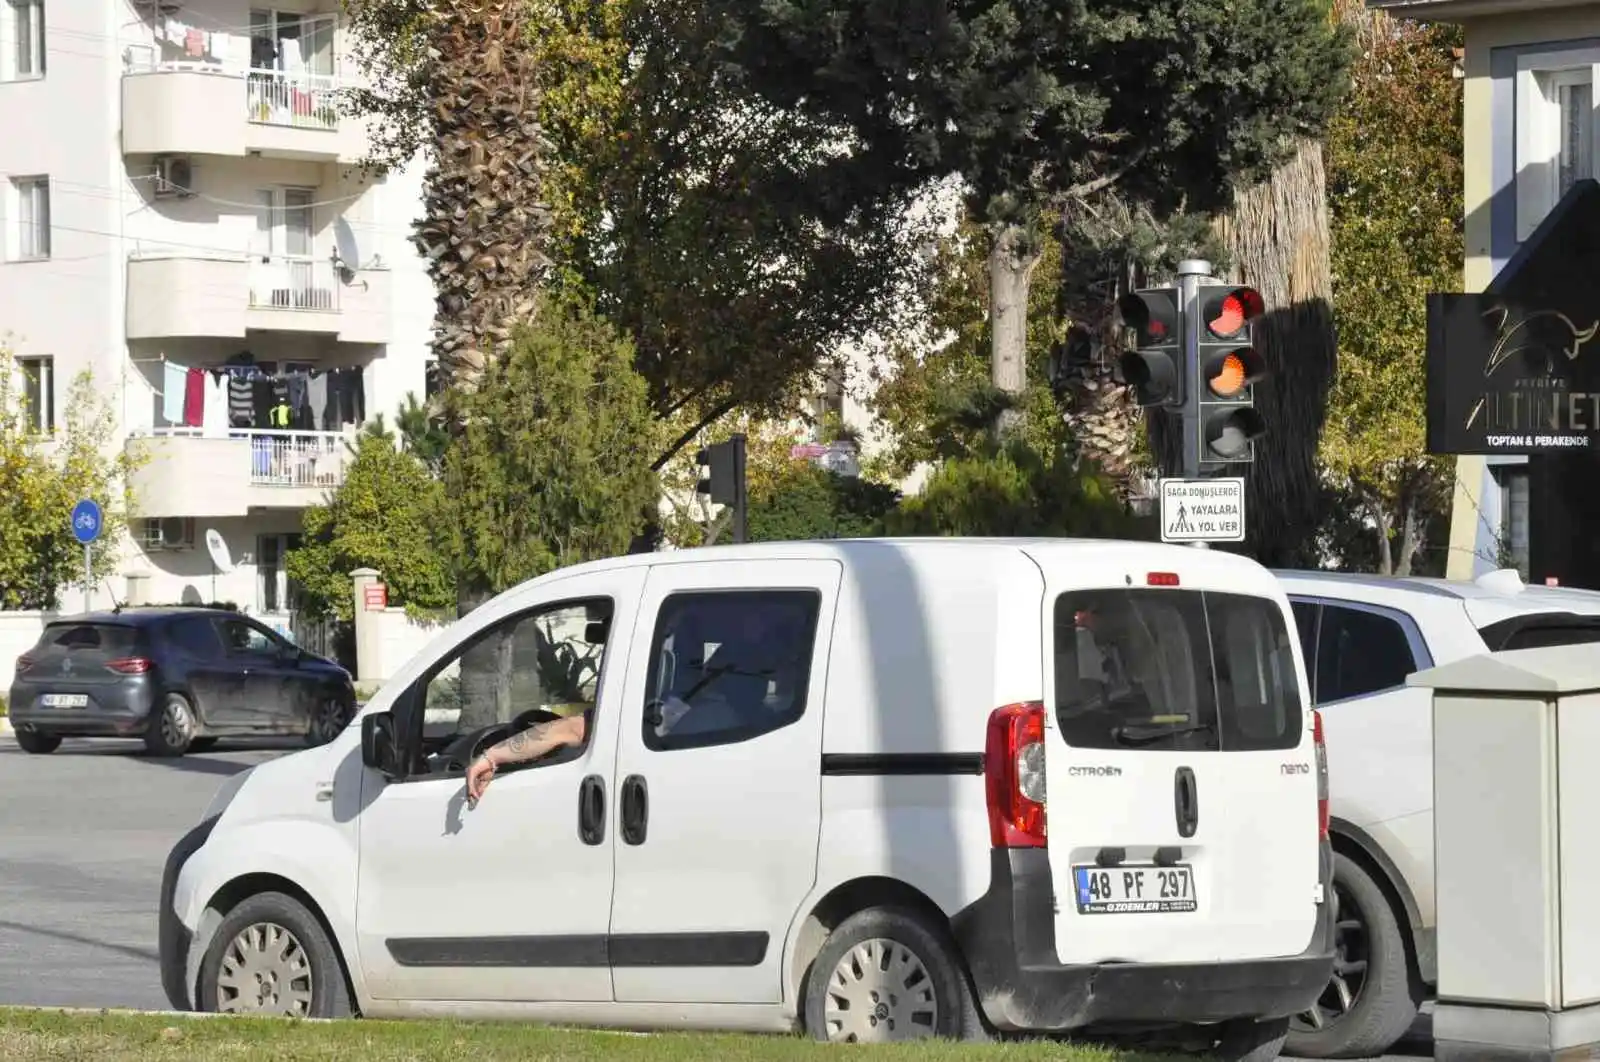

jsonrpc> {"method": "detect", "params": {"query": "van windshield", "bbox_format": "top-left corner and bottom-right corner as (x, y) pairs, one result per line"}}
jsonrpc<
(1052, 589), (1303, 752)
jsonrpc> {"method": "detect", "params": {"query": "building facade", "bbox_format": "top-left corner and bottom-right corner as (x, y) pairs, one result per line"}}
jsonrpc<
(0, 1), (434, 639)
(1374, 0), (1600, 580)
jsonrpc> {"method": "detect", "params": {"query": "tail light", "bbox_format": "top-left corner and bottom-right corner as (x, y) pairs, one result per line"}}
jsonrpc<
(985, 702), (1047, 848)
(105, 657), (152, 675)
(1313, 709), (1329, 841)
(14, 652), (35, 676)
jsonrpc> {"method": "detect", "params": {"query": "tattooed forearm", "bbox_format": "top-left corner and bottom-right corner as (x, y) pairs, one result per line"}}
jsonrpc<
(490, 721), (553, 764)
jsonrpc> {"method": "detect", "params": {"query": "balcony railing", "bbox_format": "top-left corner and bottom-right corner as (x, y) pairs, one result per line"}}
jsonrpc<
(249, 255), (339, 313)
(151, 428), (350, 488)
(246, 69), (341, 131)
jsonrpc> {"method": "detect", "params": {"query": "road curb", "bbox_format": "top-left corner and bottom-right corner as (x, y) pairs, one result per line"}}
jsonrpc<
(0, 1005), (658, 1034)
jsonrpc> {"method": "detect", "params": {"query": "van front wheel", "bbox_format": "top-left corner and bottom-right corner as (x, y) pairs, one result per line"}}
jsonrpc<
(197, 891), (352, 1019)
(802, 906), (982, 1043)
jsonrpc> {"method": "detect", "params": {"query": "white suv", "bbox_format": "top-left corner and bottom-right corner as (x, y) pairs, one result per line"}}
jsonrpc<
(1275, 569), (1600, 1059)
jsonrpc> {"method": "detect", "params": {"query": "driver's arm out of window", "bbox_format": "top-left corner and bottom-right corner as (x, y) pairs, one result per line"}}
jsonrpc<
(481, 713), (587, 769)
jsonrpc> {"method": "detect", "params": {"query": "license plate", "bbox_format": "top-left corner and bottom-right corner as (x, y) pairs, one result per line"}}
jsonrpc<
(1072, 863), (1197, 914)
(40, 694), (87, 708)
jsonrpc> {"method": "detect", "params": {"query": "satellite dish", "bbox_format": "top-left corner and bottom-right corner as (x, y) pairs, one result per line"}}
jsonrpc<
(205, 528), (234, 574)
(332, 216), (361, 275)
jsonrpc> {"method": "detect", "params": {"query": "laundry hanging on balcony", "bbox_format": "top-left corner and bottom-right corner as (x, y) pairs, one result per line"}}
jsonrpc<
(199, 363), (367, 433)
(161, 360), (187, 425)
(183, 368), (205, 428)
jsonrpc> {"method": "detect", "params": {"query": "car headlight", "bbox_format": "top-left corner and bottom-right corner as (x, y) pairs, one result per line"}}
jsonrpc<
(203, 767), (251, 823)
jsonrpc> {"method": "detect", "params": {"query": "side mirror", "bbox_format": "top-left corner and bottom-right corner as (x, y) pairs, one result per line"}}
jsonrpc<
(361, 710), (401, 777)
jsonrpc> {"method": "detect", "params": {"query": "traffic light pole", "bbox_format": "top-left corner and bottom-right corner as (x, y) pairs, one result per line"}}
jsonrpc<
(1176, 258), (1210, 482)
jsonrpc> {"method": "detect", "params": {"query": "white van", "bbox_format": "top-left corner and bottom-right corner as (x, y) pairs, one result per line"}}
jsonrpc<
(158, 538), (1333, 1058)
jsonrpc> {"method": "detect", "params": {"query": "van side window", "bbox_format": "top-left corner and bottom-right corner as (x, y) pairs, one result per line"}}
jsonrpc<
(1053, 589), (1303, 752)
(1314, 605), (1416, 704)
(642, 590), (820, 752)
(413, 598), (613, 774)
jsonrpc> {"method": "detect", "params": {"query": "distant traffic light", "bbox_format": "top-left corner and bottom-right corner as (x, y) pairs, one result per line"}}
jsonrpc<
(1193, 285), (1267, 464)
(695, 435), (748, 544)
(1117, 287), (1183, 408)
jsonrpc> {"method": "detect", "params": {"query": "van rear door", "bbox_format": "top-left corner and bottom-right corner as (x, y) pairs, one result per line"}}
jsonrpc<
(1037, 561), (1318, 965)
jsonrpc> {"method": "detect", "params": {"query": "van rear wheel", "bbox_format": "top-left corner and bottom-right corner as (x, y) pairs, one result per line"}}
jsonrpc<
(802, 906), (982, 1042)
(1286, 853), (1421, 1058)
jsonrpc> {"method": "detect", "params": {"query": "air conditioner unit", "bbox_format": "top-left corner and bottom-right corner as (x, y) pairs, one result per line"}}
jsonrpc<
(152, 155), (194, 199)
(140, 517), (196, 550)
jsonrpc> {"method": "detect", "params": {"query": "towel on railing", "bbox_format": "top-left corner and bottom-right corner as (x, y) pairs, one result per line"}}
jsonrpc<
(161, 361), (187, 425)
(183, 368), (205, 428)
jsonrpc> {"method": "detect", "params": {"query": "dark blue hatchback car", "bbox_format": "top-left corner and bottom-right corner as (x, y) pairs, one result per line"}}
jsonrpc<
(8, 607), (355, 757)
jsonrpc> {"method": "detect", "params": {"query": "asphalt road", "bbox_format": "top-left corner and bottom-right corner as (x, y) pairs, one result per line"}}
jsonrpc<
(0, 735), (292, 1010)
(0, 731), (1433, 1060)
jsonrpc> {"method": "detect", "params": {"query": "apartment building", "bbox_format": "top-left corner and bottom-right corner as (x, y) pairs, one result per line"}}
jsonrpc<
(0, 1), (434, 639)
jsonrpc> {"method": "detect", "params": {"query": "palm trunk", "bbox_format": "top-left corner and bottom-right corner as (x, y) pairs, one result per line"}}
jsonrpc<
(989, 224), (1041, 440)
(1211, 139), (1338, 566)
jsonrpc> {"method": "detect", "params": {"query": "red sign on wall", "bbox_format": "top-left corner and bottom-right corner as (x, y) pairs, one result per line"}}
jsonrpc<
(364, 583), (388, 610)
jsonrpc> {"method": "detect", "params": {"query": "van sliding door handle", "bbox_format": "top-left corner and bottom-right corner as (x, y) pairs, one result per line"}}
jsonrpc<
(620, 774), (648, 846)
(577, 774), (606, 846)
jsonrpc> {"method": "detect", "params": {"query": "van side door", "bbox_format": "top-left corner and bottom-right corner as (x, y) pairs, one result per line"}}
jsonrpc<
(607, 558), (843, 1005)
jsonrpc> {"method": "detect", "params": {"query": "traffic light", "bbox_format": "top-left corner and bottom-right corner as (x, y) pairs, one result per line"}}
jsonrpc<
(1193, 284), (1267, 464)
(1116, 287), (1183, 408)
(695, 434), (748, 543)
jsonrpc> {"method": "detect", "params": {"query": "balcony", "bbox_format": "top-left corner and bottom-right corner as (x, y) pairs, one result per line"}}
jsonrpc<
(128, 429), (354, 519)
(126, 252), (391, 343)
(121, 56), (369, 163)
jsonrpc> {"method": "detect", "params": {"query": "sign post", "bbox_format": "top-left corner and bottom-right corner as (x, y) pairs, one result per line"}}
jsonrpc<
(1158, 478), (1246, 545)
(70, 499), (103, 614)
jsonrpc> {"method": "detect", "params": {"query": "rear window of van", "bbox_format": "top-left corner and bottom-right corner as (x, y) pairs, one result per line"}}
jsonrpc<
(1053, 589), (1303, 752)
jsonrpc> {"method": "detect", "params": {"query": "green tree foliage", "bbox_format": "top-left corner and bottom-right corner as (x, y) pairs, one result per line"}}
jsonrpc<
(1321, 1), (1462, 574)
(0, 346), (138, 610)
(440, 291), (662, 597)
(886, 446), (1143, 539)
(284, 433), (453, 622)
(747, 465), (901, 543)
(703, 0), (1352, 436)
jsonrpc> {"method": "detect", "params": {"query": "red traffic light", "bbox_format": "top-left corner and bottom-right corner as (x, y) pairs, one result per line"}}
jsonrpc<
(1204, 287), (1265, 338)
(1117, 290), (1179, 347)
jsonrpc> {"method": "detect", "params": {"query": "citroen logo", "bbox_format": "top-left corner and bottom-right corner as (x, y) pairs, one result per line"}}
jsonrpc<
(1466, 305), (1600, 431)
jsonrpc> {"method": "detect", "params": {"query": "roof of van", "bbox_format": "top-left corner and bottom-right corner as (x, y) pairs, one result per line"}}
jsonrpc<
(1273, 568), (1600, 627)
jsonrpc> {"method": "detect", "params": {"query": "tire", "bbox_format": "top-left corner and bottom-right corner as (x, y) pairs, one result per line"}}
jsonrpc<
(196, 891), (352, 1019)
(1213, 1016), (1290, 1062)
(188, 737), (219, 753)
(144, 693), (197, 757)
(1286, 852), (1422, 1059)
(304, 694), (352, 748)
(14, 728), (61, 754)
(802, 905), (984, 1043)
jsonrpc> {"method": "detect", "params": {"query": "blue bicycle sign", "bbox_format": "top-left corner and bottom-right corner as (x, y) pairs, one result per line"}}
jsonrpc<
(70, 499), (103, 545)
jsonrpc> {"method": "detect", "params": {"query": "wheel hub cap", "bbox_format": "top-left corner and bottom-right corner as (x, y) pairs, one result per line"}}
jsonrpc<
(822, 937), (938, 1042)
(216, 921), (314, 1016)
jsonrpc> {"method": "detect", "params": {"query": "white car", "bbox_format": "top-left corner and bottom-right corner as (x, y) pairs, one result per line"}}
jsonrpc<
(1276, 568), (1600, 1059)
(159, 538), (1333, 1059)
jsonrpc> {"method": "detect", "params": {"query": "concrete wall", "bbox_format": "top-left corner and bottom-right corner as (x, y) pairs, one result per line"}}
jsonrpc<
(0, 613), (53, 692)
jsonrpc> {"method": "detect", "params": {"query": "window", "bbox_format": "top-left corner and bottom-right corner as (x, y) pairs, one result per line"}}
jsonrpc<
(166, 617), (223, 658)
(217, 618), (279, 657)
(40, 623), (137, 654)
(1052, 588), (1303, 752)
(1313, 605), (1418, 704)
(17, 355), (52, 433)
(1290, 599), (1319, 678)
(10, 177), (50, 260)
(257, 533), (303, 614)
(642, 590), (820, 751)
(1496, 465), (1531, 577)
(415, 599), (613, 769)
(1516, 49), (1600, 239)
(249, 9), (335, 77)
(2, 0), (43, 81)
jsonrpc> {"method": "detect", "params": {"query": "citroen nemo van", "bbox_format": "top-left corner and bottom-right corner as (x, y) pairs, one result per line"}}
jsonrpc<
(159, 539), (1333, 1059)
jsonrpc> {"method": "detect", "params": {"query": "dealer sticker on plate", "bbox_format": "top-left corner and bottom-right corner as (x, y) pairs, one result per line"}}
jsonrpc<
(1073, 864), (1198, 914)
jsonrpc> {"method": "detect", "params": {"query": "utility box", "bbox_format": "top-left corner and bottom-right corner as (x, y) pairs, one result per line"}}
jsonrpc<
(1411, 644), (1600, 1062)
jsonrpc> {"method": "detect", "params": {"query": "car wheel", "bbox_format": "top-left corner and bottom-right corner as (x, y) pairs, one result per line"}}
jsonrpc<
(144, 693), (196, 757)
(14, 728), (62, 754)
(304, 695), (352, 748)
(1211, 1016), (1290, 1062)
(802, 906), (984, 1042)
(197, 891), (352, 1019)
(1286, 852), (1422, 1059)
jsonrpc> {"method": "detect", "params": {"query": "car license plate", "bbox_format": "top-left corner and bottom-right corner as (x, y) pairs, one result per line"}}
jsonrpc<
(40, 694), (87, 708)
(1072, 863), (1197, 914)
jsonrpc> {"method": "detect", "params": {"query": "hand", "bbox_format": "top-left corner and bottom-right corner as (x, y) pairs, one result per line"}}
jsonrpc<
(465, 753), (497, 806)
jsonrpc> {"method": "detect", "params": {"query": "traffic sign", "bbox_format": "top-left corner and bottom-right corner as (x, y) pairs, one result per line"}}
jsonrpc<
(70, 499), (103, 545)
(1159, 478), (1245, 543)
